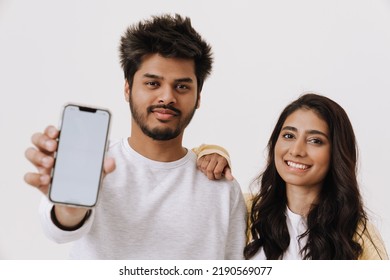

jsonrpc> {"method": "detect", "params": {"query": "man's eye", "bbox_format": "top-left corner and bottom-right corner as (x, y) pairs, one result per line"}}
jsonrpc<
(176, 84), (189, 91)
(146, 81), (159, 87)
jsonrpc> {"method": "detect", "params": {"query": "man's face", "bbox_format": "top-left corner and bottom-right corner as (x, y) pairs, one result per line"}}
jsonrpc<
(125, 53), (199, 141)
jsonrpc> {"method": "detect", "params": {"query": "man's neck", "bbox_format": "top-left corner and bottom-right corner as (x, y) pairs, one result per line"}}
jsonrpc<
(128, 129), (187, 162)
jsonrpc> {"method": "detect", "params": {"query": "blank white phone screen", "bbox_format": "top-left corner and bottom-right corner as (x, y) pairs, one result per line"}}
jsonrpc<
(49, 105), (110, 207)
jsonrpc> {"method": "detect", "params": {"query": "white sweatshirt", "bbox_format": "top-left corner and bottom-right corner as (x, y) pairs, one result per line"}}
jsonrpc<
(40, 138), (247, 259)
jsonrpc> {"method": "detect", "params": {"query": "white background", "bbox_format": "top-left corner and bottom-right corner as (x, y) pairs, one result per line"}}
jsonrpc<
(0, 0), (389, 259)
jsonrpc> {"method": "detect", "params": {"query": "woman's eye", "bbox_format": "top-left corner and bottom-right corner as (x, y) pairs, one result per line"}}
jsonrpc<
(308, 138), (323, 144)
(282, 133), (294, 139)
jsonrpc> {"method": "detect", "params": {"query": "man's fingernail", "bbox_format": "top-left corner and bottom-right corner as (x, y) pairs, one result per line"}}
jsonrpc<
(41, 157), (51, 167)
(46, 140), (55, 150)
(48, 126), (57, 137)
(40, 175), (49, 184)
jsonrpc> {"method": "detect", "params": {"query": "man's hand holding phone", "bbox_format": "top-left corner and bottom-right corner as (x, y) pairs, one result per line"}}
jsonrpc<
(24, 125), (59, 195)
(24, 125), (115, 229)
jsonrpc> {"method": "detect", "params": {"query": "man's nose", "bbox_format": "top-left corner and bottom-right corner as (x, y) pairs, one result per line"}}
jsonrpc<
(158, 86), (177, 105)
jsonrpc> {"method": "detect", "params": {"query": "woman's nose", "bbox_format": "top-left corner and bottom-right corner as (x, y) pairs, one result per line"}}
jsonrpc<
(289, 140), (307, 157)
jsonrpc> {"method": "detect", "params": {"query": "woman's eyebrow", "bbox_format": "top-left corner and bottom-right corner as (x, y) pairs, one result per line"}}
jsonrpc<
(307, 129), (329, 139)
(282, 126), (329, 138)
(281, 126), (297, 132)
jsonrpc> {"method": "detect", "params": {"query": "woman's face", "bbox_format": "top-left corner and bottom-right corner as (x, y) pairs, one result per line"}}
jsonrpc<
(274, 108), (331, 191)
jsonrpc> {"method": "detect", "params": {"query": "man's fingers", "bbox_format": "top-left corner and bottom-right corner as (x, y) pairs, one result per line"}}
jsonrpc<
(25, 147), (54, 169)
(24, 172), (41, 186)
(24, 172), (50, 194)
(31, 126), (58, 153)
(103, 157), (116, 176)
(24, 126), (58, 195)
(44, 125), (59, 139)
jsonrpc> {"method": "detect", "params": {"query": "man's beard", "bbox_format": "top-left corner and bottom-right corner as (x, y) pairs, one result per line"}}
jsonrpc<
(129, 95), (197, 141)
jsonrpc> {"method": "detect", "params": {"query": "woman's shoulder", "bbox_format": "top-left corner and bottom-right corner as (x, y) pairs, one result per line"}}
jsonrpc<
(243, 192), (254, 213)
(356, 221), (389, 260)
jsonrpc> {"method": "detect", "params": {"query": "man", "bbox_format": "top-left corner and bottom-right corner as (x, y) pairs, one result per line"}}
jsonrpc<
(24, 14), (246, 259)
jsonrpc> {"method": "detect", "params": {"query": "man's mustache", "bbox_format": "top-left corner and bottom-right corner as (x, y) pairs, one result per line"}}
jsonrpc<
(147, 104), (181, 115)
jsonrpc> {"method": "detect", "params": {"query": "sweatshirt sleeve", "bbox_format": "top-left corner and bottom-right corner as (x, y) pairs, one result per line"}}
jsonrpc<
(192, 144), (232, 168)
(39, 196), (95, 244)
(358, 222), (389, 260)
(224, 180), (247, 259)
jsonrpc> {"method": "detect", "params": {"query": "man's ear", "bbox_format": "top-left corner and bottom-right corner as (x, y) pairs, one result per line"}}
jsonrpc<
(196, 93), (201, 109)
(124, 80), (130, 102)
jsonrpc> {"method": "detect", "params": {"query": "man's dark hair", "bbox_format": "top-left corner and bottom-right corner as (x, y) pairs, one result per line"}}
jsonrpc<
(119, 14), (213, 93)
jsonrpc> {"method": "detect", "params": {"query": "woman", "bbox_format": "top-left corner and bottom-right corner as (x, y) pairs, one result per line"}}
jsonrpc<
(243, 93), (388, 259)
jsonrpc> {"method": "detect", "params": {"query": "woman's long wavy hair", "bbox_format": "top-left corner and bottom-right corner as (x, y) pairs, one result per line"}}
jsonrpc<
(244, 93), (368, 259)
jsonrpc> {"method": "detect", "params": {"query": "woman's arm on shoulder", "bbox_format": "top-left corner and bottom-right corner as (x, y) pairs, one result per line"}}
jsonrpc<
(192, 144), (234, 181)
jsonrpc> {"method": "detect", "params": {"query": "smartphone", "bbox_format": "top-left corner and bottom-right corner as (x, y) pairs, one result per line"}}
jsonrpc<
(49, 104), (111, 208)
